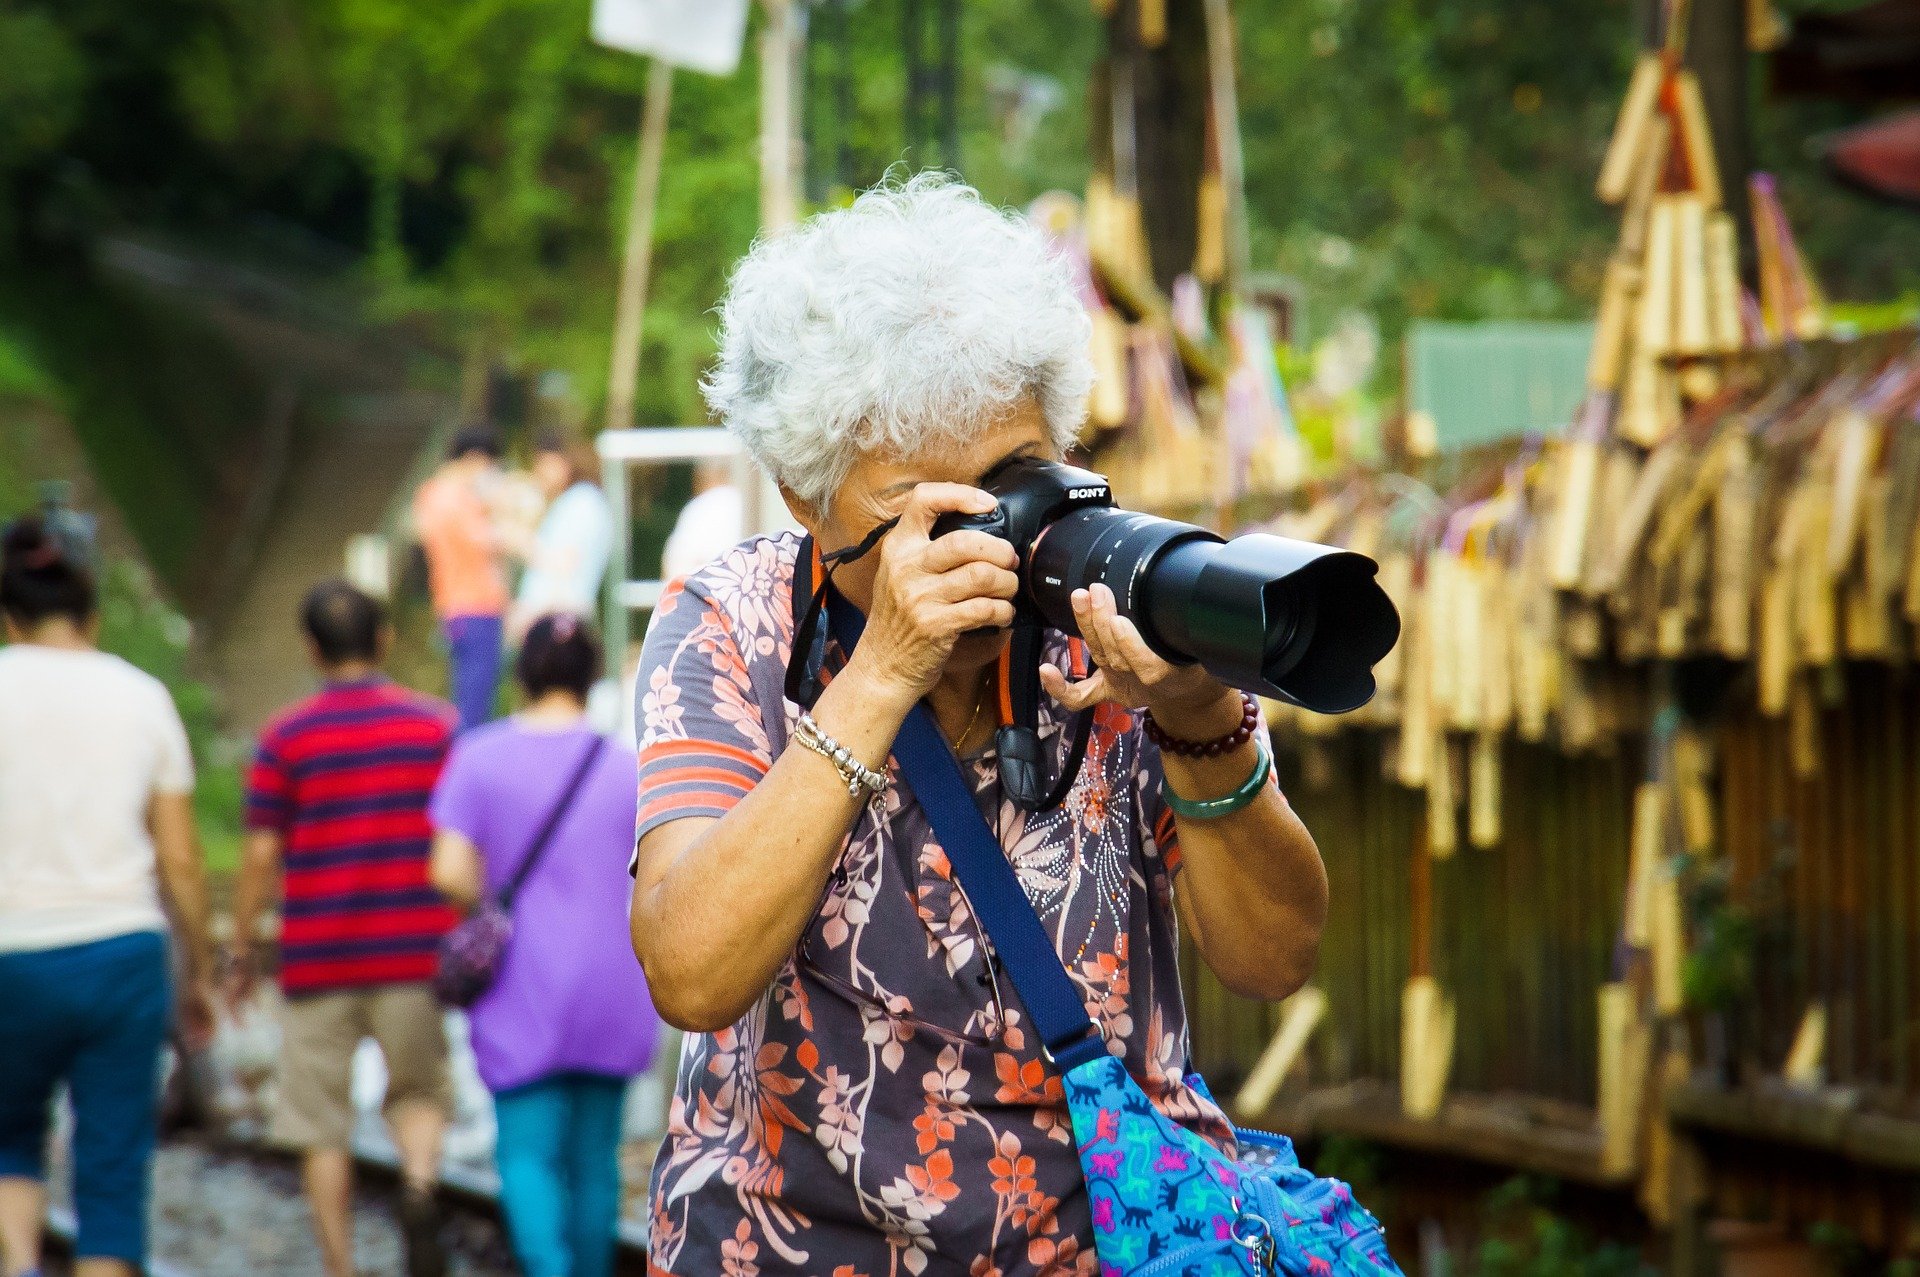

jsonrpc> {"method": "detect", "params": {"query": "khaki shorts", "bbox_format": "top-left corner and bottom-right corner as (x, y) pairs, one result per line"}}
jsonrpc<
(271, 983), (452, 1150)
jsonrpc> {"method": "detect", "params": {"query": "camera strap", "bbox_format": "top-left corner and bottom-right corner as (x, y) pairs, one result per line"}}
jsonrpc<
(787, 531), (1095, 813)
(784, 521), (898, 710)
(995, 620), (1093, 813)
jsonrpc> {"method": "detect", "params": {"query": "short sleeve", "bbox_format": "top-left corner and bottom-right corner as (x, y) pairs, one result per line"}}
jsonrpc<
(429, 740), (487, 847)
(151, 686), (195, 796)
(633, 577), (774, 845)
(246, 731), (293, 834)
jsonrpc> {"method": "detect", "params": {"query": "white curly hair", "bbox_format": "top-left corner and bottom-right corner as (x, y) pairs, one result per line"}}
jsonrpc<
(701, 172), (1094, 511)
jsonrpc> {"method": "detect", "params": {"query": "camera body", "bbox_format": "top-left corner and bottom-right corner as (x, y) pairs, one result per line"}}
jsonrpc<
(932, 457), (1399, 715)
(930, 458), (1116, 579)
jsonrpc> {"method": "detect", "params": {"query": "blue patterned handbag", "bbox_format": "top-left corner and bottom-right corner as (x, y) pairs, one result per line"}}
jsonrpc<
(889, 700), (1403, 1277)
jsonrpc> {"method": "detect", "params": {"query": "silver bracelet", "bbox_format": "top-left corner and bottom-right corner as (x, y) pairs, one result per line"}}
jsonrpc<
(794, 711), (888, 800)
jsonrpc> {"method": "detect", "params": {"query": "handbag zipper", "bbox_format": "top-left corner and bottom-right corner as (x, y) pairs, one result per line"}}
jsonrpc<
(1130, 1236), (1257, 1277)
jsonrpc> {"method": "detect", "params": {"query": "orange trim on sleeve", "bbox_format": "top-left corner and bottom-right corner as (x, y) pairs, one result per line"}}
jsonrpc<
(641, 737), (771, 775)
(639, 791), (745, 826)
(643, 765), (758, 794)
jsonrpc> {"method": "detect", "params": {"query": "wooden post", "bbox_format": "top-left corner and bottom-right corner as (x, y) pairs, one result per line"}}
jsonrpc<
(1200, 0), (1251, 290)
(604, 59), (675, 432)
(1101, 0), (1209, 294)
(1687, 0), (1753, 264)
(759, 0), (804, 233)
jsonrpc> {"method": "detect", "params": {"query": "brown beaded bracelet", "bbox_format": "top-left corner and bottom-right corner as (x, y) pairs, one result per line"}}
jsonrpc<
(1143, 691), (1260, 758)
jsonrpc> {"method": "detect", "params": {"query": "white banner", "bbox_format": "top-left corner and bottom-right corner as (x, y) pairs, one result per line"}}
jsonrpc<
(591, 0), (751, 76)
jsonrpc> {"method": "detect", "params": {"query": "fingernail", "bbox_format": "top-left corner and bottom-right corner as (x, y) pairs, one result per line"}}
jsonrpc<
(1072, 589), (1089, 608)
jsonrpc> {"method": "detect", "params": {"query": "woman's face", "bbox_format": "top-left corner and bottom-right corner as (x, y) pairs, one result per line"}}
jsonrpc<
(790, 395), (1057, 675)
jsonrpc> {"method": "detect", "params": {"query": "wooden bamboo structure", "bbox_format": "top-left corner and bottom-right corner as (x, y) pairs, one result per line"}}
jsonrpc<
(1074, 0), (1920, 1249)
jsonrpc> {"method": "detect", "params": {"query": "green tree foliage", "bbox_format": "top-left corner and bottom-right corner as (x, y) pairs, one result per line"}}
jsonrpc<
(1236, 0), (1640, 344)
(163, 0), (812, 427)
(1471, 1177), (1655, 1277)
(1233, 0), (1920, 349)
(2, 0), (1912, 425)
(155, 0), (1105, 427)
(0, 8), (87, 168)
(0, 5), (87, 241)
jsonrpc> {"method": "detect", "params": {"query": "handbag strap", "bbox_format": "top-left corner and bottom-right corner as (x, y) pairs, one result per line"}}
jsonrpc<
(822, 593), (1108, 1073)
(499, 733), (607, 910)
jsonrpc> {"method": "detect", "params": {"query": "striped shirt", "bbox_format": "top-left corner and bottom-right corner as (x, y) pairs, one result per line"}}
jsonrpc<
(246, 677), (458, 995)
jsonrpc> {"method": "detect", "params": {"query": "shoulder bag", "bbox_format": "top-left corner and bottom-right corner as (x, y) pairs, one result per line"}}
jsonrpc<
(825, 593), (1402, 1276)
(434, 733), (607, 1009)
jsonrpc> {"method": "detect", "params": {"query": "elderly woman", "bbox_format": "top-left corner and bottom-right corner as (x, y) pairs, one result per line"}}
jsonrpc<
(630, 175), (1327, 1276)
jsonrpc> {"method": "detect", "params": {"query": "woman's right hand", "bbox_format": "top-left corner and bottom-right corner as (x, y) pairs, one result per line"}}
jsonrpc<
(847, 482), (1019, 707)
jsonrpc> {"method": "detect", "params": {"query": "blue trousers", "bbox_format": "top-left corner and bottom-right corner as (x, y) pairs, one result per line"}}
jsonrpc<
(0, 931), (170, 1266)
(444, 613), (504, 733)
(492, 1074), (628, 1277)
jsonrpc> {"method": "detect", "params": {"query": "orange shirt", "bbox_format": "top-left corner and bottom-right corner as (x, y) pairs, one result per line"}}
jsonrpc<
(413, 470), (508, 618)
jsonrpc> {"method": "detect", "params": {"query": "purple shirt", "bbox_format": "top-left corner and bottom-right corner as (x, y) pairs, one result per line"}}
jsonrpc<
(429, 719), (658, 1092)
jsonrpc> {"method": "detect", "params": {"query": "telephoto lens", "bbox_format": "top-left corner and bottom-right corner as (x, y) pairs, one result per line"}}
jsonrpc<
(939, 459), (1401, 714)
(1027, 510), (1399, 714)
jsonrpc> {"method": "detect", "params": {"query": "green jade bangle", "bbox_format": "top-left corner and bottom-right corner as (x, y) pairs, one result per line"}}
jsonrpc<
(1162, 732), (1273, 821)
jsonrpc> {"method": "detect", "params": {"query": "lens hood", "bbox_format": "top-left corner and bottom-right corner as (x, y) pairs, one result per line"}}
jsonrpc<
(1143, 533), (1401, 714)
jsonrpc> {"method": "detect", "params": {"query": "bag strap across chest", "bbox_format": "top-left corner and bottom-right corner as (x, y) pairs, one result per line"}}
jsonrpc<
(499, 733), (607, 910)
(817, 585), (1109, 1073)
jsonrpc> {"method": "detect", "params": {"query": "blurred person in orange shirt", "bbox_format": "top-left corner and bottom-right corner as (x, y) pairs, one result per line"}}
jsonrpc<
(413, 428), (510, 733)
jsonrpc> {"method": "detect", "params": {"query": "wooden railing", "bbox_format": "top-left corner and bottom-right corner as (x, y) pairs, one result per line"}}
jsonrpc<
(1184, 737), (1635, 1157)
(1179, 669), (1920, 1241)
(1718, 666), (1920, 1103)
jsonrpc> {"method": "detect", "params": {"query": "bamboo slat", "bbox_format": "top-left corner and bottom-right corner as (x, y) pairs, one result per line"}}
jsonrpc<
(1598, 54), (1665, 205)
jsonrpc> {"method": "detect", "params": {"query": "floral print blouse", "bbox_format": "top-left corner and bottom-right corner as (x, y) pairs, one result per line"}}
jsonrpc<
(635, 533), (1232, 1277)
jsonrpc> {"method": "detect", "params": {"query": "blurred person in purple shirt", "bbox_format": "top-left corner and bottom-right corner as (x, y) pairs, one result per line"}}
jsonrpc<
(428, 614), (657, 1277)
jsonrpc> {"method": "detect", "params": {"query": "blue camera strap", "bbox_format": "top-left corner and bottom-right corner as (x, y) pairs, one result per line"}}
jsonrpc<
(822, 591), (1110, 1075)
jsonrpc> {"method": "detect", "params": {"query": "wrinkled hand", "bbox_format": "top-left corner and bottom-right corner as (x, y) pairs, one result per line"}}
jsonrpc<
(1041, 583), (1239, 735)
(852, 484), (1020, 706)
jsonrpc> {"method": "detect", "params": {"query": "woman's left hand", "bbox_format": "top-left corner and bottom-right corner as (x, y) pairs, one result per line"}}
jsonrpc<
(1040, 583), (1243, 738)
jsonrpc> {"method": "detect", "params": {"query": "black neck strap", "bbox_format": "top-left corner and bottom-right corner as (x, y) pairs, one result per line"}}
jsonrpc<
(785, 519), (897, 710)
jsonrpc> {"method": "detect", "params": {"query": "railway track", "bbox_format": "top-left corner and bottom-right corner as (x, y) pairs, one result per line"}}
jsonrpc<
(41, 1136), (650, 1277)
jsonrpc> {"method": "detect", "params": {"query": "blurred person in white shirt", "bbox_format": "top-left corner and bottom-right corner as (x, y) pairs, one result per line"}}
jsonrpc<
(510, 435), (614, 643)
(660, 459), (742, 582)
(0, 515), (214, 1277)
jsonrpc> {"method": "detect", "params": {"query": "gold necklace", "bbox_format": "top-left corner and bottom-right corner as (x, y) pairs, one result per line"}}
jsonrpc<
(941, 678), (992, 749)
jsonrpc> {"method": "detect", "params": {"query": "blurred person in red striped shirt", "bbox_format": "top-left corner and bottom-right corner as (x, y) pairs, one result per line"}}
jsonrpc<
(229, 579), (458, 1277)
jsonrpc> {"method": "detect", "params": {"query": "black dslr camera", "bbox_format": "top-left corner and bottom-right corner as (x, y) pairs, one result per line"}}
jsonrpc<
(932, 457), (1400, 716)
